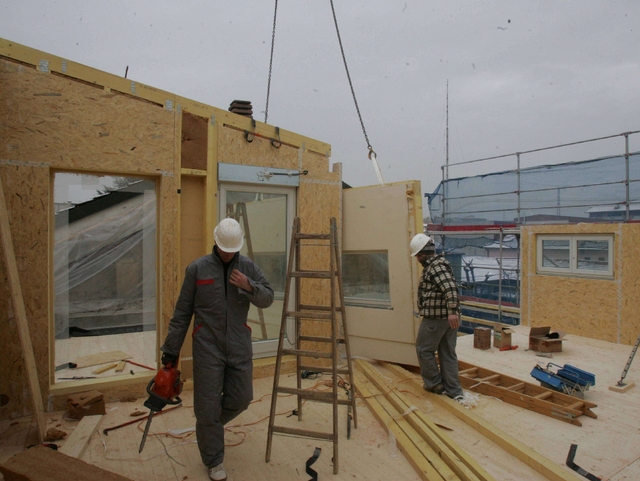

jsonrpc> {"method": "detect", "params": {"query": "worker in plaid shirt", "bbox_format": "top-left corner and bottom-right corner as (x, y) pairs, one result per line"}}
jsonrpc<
(410, 234), (464, 400)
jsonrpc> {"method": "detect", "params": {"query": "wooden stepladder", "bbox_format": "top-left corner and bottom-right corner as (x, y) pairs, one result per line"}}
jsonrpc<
(265, 217), (357, 474)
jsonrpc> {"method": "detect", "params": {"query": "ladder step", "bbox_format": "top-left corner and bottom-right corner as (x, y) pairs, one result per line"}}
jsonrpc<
(291, 270), (334, 279)
(271, 425), (334, 441)
(299, 335), (333, 343)
(566, 401), (585, 411)
(286, 310), (333, 320)
(533, 391), (553, 400)
(276, 386), (353, 406)
(282, 348), (333, 359)
(459, 367), (478, 376)
(295, 233), (331, 240)
(299, 364), (350, 375)
(507, 382), (526, 392)
(478, 374), (501, 383)
(299, 304), (345, 312)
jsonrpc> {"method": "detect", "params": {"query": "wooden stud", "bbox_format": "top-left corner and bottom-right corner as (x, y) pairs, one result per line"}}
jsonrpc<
(0, 176), (46, 442)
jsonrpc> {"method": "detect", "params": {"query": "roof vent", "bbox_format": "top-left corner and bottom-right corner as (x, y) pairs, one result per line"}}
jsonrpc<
(229, 100), (253, 118)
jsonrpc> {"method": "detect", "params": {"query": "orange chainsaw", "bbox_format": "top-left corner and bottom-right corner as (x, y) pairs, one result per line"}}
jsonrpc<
(138, 359), (184, 453)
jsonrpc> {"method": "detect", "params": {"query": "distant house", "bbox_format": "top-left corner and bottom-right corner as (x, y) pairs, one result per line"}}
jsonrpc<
(586, 203), (640, 220)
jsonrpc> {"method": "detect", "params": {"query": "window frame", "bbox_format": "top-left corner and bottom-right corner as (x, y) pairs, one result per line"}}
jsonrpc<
(342, 250), (392, 309)
(536, 234), (614, 278)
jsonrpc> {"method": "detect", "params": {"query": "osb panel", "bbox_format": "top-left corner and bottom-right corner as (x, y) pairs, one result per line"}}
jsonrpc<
(0, 165), (49, 418)
(521, 224), (623, 344)
(527, 276), (619, 342)
(0, 60), (174, 174)
(0, 57), (180, 419)
(296, 180), (341, 356)
(217, 125), (298, 169)
(181, 112), (208, 171)
(621, 224), (640, 344)
(300, 149), (340, 183)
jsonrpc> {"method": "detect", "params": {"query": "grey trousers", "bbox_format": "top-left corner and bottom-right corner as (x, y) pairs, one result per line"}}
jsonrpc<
(415, 317), (463, 398)
(193, 357), (253, 468)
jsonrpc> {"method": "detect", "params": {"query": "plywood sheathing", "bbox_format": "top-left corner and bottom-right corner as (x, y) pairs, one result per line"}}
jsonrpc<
(218, 125), (298, 169)
(0, 165), (50, 419)
(0, 56), (179, 418)
(297, 178), (342, 365)
(521, 222), (640, 345)
(181, 111), (208, 171)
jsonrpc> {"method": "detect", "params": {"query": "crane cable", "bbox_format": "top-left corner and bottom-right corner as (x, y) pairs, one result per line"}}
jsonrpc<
(329, 0), (384, 184)
(264, 0), (384, 184)
(264, 0), (278, 124)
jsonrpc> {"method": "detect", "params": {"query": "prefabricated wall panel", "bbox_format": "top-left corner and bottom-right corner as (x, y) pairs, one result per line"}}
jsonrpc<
(342, 181), (423, 366)
(521, 222), (640, 345)
(0, 38), (338, 419)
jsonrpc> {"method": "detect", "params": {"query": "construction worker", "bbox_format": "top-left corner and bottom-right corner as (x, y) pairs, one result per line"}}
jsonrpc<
(409, 233), (464, 400)
(161, 218), (274, 481)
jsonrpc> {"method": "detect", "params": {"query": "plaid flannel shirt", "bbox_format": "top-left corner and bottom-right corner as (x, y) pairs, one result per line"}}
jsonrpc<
(417, 254), (460, 319)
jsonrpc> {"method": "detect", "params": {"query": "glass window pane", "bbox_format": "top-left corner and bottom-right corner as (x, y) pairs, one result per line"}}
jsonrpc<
(577, 240), (609, 271)
(342, 252), (390, 304)
(226, 191), (287, 341)
(54, 173), (157, 383)
(541, 239), (570, 268)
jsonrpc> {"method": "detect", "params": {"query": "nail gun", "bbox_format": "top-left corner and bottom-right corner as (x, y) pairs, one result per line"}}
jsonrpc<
(138, 359), (184, 453)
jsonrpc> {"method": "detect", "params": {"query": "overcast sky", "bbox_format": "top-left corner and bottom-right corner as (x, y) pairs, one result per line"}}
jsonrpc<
(2, 1), (639, 208)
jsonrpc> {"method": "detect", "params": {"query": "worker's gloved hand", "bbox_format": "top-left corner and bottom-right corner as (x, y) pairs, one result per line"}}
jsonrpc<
(161, 352), (178, 367)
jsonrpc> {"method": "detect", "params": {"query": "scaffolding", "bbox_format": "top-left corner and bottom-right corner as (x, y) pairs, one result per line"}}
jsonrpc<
(425, 130), (640, 331)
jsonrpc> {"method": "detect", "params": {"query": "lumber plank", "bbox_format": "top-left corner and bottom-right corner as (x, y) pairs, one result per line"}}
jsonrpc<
(353, 369), (448, 481)
(383, 363), (580, 481)
(92, 362), (119, 375)
(59, 415), (103, 458)
(73, 350), (132, 369)
(0, 176), (46, 442)
(357, 360), (492, 481)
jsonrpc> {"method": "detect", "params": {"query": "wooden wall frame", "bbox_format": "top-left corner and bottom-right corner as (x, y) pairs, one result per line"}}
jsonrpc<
(0, 37), (341, 419)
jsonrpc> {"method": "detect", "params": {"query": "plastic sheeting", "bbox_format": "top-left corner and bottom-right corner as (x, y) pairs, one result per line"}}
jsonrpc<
(54, 188), (156, 338)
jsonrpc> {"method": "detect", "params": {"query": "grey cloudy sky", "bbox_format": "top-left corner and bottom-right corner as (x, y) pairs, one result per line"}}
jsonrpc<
(2, 1), (639, 205)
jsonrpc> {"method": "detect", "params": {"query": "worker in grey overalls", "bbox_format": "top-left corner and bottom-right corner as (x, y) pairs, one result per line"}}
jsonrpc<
(161, 218), (274, 481)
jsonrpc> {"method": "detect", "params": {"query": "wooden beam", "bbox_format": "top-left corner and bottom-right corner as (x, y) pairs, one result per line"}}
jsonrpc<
(356, 360), (493, 481)
(353, 369), (448, 481)
(383, 363), (581, 481)
(0, 175), (46, 442)
(59, 415), (103, 458)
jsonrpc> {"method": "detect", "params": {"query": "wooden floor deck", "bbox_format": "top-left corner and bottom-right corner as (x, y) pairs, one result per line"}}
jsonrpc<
(2, 326), (640, 480)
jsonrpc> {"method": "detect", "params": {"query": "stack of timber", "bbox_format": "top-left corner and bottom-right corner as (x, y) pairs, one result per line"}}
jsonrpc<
(457, 360), (597, 426)
(358, 360), (581, 481)
(354, 359), (495, 481)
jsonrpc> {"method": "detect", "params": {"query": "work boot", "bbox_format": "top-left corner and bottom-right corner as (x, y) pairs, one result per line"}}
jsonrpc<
(209, 463), (227, 481)
(423, 383), (445, 394)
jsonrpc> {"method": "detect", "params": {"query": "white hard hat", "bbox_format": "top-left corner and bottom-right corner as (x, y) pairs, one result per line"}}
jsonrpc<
(214, 218), (245, 253)
(410, 233), (435, 257)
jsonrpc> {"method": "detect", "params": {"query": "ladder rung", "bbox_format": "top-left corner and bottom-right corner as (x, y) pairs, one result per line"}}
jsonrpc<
(299, 335), (333, 343)
(276, 386), (338, 401)
(459, 367), (478, 376)
(507, 382), (526, 392)
(271, 425), (334, 441)
(282, 348), (333, 359)
(534, 391), (553, 400)
(478, 374), (500, 383)
(287, 310), (333, 320)
(295, 233), (331, 240)
(299, 365), (350, 375)
(566, 401), (585, 411)
(291, 270), (334, 279)
(299, 304), (344, 312)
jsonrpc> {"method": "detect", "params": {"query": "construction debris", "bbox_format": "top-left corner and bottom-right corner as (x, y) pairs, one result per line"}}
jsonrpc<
(66, 390), (106, 420)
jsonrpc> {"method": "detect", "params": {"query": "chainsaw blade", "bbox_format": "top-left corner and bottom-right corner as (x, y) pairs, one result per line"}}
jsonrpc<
(138, 410), (155, 453)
